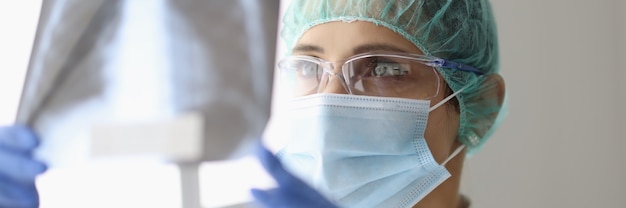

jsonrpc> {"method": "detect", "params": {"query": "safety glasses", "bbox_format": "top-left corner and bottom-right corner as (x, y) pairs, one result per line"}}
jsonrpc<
(277, 52), (482, 100)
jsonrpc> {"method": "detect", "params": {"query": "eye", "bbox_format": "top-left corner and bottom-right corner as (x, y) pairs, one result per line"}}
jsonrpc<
(367, 58), (410, 77)
(295, 61), (321, 79)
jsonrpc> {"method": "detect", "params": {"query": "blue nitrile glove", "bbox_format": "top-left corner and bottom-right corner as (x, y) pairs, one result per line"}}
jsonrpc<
(0, 125), (47, 208)
(251, 143), (339, 208)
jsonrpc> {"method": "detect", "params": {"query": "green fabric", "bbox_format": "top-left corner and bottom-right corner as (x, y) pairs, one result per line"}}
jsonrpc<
(281, 0), (507, 155)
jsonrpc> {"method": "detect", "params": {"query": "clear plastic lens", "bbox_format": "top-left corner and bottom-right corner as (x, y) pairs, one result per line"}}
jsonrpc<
(294, 61), (321, 79)
(278, 54), (441, 99)
(278, 57), (323, 96)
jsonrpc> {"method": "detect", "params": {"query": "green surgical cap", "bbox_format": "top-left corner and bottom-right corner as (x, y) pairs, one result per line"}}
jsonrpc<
(281, 0), (507, 155)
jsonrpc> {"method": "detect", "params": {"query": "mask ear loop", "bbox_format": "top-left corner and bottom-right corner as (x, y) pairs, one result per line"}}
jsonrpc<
(429, 76), (483, 165)
(442, 145), (465, 166)
(429, 85), (468, 166)
(428, 74), (485, 112)
(428, 83), (471, 112)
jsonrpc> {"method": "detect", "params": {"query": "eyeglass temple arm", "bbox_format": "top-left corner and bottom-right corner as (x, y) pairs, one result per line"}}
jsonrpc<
(431, 59), (484, 75)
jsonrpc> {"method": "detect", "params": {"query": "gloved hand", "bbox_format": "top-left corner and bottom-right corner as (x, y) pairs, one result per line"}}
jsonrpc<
(251, 143), (339, 208)
(0, 125), (47, 208)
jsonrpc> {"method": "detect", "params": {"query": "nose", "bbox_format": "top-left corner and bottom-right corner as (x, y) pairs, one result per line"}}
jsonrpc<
(319, 76), (349, 94)
(318, 71), (350, 94)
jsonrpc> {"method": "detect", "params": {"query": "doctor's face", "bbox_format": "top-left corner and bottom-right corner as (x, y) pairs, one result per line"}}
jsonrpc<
(291, 21), (464, 208)
(292, 21), (461, 164)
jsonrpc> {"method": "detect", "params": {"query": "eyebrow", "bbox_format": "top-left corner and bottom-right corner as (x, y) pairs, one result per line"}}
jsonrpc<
(352, 44), (408, 54)
(293, 44), (324, 53)
(292, 43), (408, 55)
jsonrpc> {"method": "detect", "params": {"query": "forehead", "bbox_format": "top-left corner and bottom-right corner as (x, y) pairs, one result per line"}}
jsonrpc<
(294, 21), (423, 57)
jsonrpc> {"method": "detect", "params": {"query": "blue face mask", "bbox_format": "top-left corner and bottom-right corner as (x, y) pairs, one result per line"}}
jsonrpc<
(275, 93), (465, 208)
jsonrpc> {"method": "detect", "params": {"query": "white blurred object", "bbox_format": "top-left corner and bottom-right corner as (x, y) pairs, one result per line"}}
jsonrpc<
(17, 0), (279, 167)
(0, 1), (41, 125)
(18, 1), (279, 207)
(199, 157), (276, 208)
(37, 161), (183, 208)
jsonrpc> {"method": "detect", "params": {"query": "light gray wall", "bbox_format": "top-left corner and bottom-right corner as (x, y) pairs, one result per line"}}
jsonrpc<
(616, 0), (626, 123)
(460, 1), (626, 208)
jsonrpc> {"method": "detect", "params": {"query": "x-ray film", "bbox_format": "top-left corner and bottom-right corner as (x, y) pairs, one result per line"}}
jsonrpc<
(17, 0), (279, 167)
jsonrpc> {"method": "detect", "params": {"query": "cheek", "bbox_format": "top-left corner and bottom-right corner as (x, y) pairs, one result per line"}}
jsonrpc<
(423, 107), (460, 164)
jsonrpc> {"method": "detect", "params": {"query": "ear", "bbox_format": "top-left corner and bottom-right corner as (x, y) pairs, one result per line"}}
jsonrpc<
(466, 74), (506, 139)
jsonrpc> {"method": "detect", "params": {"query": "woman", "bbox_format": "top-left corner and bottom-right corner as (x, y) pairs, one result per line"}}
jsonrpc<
(251, 0), (506, 207)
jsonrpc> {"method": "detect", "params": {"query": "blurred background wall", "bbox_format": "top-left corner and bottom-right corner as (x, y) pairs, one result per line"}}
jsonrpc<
(460, 1), (626, 207)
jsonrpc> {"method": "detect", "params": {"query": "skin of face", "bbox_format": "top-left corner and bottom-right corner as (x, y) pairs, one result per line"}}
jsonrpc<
(292, 21), (467, 208)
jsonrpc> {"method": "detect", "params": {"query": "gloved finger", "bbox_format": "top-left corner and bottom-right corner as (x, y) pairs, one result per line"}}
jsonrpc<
(0, 150), (47, 184)
(0, 125), (40, 153)
(0, 176), (39, 208)
(253, 143), (340, 208)
(254, 142), (305, 188)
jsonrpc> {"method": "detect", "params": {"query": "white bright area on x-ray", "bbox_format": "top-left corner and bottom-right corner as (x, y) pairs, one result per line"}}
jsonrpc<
(0, 1), (276, 208)
(2, 1), (626, 208)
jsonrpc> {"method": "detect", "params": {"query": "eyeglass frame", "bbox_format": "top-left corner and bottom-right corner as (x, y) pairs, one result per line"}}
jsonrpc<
(277, 52), (483, 98)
